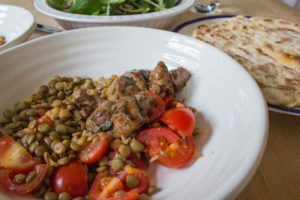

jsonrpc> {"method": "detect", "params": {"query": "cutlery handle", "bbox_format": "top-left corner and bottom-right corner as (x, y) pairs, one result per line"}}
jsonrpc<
(36, 24), (62, 34)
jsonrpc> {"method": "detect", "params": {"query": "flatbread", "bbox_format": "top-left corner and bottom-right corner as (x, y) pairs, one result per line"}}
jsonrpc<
(193, 15), (300, 107)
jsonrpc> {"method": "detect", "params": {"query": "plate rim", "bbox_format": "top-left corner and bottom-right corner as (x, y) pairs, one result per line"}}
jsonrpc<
(173, 14), (300, 116)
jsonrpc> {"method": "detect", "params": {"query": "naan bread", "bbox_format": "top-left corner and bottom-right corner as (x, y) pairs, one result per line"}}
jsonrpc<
(193, 15), (300, 107)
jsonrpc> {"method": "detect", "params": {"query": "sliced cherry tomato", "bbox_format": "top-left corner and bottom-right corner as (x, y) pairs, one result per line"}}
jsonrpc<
(145, 90), (165, 123)
(0, 135), (41, 173)
(110, 152), (145, 177)
(136, 127), (195, 168)
(35, 115), (53, 132)
(118, 165), (149, 194)
(136, 126), (180, 155)
(52, 160), (89, 198)
(162, 96), (174, 109)
(90, 173), (138, 200)
(156, 136), (195, 168)
(160, 107), (196, 136)
(36, 109), (46, 117)
(79, 134), (111, 164)
(0, 164), (47, 195)
(126, 153), (145, 171)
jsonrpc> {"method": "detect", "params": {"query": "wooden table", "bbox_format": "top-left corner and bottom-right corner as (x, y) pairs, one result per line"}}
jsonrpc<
(2, 0), (300, 199)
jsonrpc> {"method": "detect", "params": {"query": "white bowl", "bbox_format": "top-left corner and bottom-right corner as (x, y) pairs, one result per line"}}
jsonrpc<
(0, 4), (35, 52)
(0, 27), (268, 200)
(34, 0), (194, 30)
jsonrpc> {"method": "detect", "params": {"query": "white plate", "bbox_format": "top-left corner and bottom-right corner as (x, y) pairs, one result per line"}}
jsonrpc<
(0, 27), (268, 200)
(0, 4), (35, 52)
(173, 15), (300, 116)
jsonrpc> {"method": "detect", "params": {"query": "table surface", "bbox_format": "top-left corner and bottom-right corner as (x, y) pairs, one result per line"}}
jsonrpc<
(2, 0), (300, 199)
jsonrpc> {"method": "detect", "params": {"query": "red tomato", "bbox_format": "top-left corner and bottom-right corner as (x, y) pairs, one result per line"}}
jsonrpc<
(36, 109), (46, 117)
(79, 134), (111, 164)
(162, 96), (174, 109)
(126, 153), (145, 171)
(136, 126), (180, 155)
(156, 136), (195, 168)
(110, 152), (145, 177)
(0, 135), (41, 173)
(35, 115), (53, 132)
(136, 127), (195, 168)
(90, 173), (138, 200)
(160, 107), (196, 136)
(52, 160), (89, 198)
(0, 164), (47, 195)
(118, 165), (149, 194)
(145, 90), (165, 123)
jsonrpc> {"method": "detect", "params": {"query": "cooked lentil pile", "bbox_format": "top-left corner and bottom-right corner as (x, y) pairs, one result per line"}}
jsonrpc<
(0, 61), (196, 200)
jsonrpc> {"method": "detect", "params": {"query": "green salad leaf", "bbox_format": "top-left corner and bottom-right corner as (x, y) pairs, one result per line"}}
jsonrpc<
(47, 0), (70, 9)
(68, 0), (103, 15)
(48, 0), (181, 15)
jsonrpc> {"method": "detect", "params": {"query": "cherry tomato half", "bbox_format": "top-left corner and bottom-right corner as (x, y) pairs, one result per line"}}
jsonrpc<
(136, 127), (195, 168)
(160, 107), (196, 136)
(35, 115), (53, 132)
(118, 165), (149, 194)
(79, 133), (111, 164)
(145, 90), (165, 123)
(0, 135), (41, 173)
(90, 173), (138, 200)
(110, 152), (145, 177)
(136, 126), (180, 155)
(0, 164), (48, 195)
(52, 160), (89, 198)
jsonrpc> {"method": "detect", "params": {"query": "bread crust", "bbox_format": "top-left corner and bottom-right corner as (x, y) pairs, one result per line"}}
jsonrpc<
(193, 16), (300, 107)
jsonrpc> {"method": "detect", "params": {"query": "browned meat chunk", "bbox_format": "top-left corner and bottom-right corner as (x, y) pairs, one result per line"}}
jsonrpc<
(111, 97), (146, 136)
(106, 71), (148, 101)
(134, 91), (156, 119)
(86, 100), (113, 133)
(170, 67), (191, 92)
(71, 88), (99, 118)
(149, 61), (174, 97)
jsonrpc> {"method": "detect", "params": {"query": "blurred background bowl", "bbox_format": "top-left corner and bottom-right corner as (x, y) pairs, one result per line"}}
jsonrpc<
(0, 4), (35, 52)
(34, 0), (194, 30)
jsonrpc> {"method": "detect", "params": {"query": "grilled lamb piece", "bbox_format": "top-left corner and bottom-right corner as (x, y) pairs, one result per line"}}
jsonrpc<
(84, 61), (191, 136)
(106, 71), (148, 101)
(149, 61), (174, 97)
(111, 96), (146, 136)
(170, 67), (191, 92)
(86, 100), (113, 133)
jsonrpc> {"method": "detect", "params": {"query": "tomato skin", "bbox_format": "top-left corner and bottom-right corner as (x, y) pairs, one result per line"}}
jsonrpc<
(160, 107), (196, 137)
(52, 160), (89, 198)
(126, 153), (145, 171)
(35, 115), (53, 132)
(0, 135), (41, 173)
(79, 134), (111, 164)
(136, 127), (195, 168)
(136, 126), (180, 155)
(118, 165), (149, 194)
(0, 164), (48, 195)
(110, 152), (145, 177)
(90, 173), (138, 200)
(156, 136), (195, 168)
(145, 90), (165, 123)
(36, 109), (46, 117)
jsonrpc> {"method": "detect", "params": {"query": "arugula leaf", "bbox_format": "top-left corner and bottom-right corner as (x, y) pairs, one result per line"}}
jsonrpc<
(165, 0), (180, 8)
(47, 0), (70, 9)
(68, 0), (103, 15)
